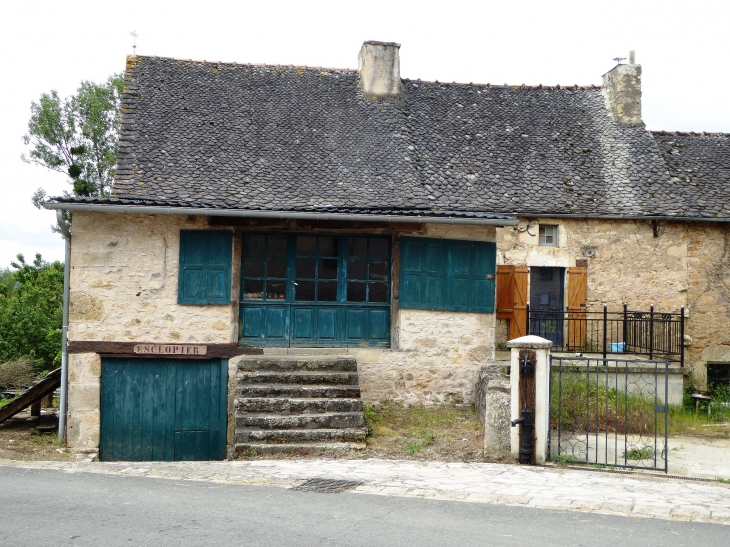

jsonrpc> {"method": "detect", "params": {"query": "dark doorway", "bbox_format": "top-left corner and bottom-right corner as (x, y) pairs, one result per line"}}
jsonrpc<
(529, 267), (565, 346)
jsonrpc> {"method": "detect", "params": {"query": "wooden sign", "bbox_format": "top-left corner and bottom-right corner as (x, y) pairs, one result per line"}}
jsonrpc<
(133, 344), (207, 356)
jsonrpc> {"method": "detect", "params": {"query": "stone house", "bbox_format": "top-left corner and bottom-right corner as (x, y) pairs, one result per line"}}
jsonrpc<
(46, 41), (730, 460)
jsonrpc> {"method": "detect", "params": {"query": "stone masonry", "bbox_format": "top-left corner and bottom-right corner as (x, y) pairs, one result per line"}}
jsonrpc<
(497, 217), (730, 388)
(66, 212), (499, 448)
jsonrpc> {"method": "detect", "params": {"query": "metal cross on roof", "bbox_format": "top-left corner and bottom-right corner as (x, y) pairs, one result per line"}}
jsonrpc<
(130, 31), (138, 55)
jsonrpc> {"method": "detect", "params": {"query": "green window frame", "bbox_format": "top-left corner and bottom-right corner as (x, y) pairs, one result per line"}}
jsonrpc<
(178, 230), (233, 305)
(399, 237), (496, 313)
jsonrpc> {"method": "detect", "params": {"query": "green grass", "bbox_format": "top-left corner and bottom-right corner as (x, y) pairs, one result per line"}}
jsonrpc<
(551, 369), (658, 435)
(552, 370), (730, 437)
(623, 446), (654, 460)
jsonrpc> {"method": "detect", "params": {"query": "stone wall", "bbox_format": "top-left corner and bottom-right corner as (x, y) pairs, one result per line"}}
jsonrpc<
(496, 217), (730, 388)
(353, 308), (495, 405)
(68, 211), (234, 344)
(687, 224), (730, 387)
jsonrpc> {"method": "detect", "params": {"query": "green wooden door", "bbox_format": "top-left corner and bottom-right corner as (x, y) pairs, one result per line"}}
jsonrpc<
(239, 234), (391, 347)
(100, 358), (227, 462)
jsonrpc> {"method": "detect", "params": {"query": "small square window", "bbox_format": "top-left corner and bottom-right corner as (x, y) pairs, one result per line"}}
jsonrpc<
(539, 225), (558, 247)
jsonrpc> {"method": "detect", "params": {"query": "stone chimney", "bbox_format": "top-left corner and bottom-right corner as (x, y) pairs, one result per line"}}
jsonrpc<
(602, 52), (642, 126)
(358, 41), (402, 100)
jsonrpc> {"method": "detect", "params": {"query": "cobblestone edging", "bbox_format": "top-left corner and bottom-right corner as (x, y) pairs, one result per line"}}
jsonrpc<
(1, 458), (728, 525)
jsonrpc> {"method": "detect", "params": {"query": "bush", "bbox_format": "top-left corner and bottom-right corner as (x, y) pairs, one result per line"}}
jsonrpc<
(0, 357), (36, 390)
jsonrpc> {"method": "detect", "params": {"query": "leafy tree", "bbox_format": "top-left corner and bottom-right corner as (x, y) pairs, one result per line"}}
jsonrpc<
(0, 254), (64, 374)
(23, 75), (124, 230)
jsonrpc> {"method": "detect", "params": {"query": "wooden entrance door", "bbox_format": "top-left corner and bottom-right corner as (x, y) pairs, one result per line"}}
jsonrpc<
(100, 358), (227, 462)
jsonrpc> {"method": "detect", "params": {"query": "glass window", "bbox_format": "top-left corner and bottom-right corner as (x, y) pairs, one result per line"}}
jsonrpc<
(539, 225), (558, 247)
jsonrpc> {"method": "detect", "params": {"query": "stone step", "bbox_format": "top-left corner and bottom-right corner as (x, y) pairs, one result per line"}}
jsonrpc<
(236, 384), (362, 399)
(236, 427), (367, 444)
(236, 412), (364, 430)
(237, 356), (357, 372)
(237, 371), (360, 386)
(235, 397), (363, 414)
(235, 442), (366, 456)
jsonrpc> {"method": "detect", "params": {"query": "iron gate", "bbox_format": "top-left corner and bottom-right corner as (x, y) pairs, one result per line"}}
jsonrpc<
(548, 356), (669, 472)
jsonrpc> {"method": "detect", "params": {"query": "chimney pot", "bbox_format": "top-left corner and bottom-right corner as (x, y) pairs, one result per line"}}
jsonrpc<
(358, 41), (401, 101)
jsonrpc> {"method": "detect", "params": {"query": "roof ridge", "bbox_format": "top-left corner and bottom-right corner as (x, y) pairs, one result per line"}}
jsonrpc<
(126, 54), (357, 73)
(652, 130), (730, 138)
(403, 78), (601, 90)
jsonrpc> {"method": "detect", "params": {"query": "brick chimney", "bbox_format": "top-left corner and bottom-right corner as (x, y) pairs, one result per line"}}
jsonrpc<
(602, 51), (642, 126)
(358, 41), (402, 100)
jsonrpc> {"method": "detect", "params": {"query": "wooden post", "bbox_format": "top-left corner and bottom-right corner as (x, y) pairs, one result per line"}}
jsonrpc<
(30, 400), (41, 417)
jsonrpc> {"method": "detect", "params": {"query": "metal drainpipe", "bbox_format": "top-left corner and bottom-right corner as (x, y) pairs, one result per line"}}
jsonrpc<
(56, 210), (72, 444)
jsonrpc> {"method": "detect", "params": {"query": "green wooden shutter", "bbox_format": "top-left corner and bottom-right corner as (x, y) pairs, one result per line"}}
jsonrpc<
(178, 230), (233, 305)
(399, 237), (496, 313)
(399, 238), (448, 310)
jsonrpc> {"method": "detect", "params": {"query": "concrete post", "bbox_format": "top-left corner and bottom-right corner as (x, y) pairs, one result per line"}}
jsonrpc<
(507, 335), (552, 463)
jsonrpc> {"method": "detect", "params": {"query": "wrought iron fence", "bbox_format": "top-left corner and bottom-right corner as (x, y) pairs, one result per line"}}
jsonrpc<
(548, 355), (669, 472)
(527, 304), (684, 367)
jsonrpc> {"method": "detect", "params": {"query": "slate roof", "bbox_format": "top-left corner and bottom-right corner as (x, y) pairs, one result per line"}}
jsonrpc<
(651, 132), (730, 219)
(56, 54), (729, 220)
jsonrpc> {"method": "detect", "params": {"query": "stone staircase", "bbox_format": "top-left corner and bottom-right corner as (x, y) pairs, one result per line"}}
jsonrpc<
(234, 355), (367, 456)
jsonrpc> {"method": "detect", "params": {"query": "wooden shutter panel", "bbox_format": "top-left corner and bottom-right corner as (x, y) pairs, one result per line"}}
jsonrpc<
(178, 230), (233, 305)
(400, 238), (448, 310)
(399, 238), (496, 313)
(510, 266), (529, 340)
(496, 265), (515, 319)
(567, 267), (587, 349)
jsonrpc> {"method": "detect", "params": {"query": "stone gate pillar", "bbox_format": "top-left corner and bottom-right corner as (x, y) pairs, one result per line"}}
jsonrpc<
(507, 335), (552, 463)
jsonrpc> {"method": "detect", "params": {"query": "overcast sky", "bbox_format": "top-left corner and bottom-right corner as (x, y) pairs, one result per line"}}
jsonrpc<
(1, 0), (728, 268)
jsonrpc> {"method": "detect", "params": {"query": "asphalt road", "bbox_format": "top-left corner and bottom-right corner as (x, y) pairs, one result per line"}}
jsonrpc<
(0, 467), (726, 547)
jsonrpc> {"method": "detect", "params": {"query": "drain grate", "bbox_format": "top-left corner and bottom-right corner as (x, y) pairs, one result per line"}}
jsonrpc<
(291, 478), (362, 494)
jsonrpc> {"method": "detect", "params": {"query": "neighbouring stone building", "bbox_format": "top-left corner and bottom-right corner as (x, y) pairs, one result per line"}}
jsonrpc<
(46, 41), (730, 460)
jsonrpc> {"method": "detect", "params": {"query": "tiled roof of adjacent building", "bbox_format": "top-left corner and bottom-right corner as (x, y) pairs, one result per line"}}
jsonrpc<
(651, 132), (730, 219)
(57, 55), (729, 220)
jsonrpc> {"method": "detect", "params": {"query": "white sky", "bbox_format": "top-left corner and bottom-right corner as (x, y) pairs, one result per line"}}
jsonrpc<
(1, 0), (728, 268)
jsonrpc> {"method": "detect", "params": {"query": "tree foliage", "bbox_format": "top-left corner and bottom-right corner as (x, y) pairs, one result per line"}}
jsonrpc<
(0, 254), (64, 374)
(23, 74), (124, 222)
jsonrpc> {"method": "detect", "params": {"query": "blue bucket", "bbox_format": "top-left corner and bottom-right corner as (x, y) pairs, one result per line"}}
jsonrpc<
(610, 342), (625, 353)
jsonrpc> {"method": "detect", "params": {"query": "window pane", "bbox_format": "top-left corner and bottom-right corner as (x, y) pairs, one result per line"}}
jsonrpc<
(348, 237), (367, 258)
(370, 260), (389, 280)
(266, 281), (286, 300)
(243, 279), (264, 300)
(319, 237), (338, 257)
(318, 282), (337, 302)
(347, 282), (367, 302)
(347, 259), (367, 280)
(244, 235), (266, 256)
(243, 257), (265, 278)
(267, 258), (287, 278)
(296, 258), (316, 279)
(369, 282), (388, 303)
(319, 259), (338, 279)
(295, 281), (315, 301)
(268, 235), (288, 256)
(297, 236), (317, 256)
(370, 239), (389, 259)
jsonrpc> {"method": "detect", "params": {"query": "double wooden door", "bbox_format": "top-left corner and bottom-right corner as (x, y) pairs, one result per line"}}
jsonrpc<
(100, 358), (227, 461)
(239, 234), (391, 347)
